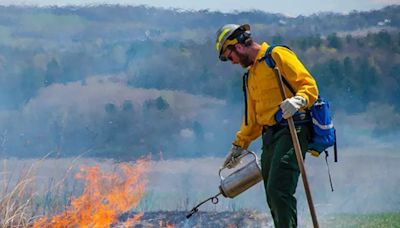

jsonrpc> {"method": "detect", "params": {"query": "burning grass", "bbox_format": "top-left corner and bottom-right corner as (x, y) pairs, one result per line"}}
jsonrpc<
(33, 159), (149, 227)
(0, 157), (273, 227)
(1, 155), (399, 227)
(0, 157), (150, 227)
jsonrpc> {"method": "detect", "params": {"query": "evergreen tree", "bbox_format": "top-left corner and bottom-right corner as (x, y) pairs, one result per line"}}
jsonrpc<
(327, 33), (342, 50)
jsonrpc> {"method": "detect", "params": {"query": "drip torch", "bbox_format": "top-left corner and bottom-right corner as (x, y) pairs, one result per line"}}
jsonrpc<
(186, 150), (262, 218)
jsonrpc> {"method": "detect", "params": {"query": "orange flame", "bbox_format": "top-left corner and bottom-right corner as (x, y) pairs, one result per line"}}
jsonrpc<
(33, 158), (149, 227)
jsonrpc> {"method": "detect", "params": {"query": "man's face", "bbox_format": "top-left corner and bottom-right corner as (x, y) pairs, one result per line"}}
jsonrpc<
(223, 44), (253, 68)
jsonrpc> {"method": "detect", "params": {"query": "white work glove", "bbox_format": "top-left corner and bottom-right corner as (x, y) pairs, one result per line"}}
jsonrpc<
(223, 144), (245, 169)
(280, 96), (307, 119)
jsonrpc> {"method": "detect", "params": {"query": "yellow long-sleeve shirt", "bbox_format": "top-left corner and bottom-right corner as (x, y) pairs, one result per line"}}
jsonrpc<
(233, 42), (319, 149)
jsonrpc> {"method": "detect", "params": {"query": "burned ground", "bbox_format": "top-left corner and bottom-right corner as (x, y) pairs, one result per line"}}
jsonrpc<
(118, 210), (272, 228)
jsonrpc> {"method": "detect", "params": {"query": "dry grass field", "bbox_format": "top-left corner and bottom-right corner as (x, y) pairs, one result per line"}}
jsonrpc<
(0, 150), (399, 227)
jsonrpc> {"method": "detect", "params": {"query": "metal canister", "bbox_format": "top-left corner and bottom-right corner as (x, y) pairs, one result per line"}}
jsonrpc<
(218, 150), (263, 198)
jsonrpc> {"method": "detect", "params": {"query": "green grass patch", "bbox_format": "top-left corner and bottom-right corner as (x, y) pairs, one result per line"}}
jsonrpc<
(321, 213), (400, 228)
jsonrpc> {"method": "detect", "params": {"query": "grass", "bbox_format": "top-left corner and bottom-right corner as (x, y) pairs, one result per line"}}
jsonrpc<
(0, 156), (83, 227)
(320, 213), (400, 228)
(1, 157), (399, 227)
(1, 160), (36, 227)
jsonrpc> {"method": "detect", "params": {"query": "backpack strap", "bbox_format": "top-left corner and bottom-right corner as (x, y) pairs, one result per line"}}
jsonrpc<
(334, 128), (338, 162)
(261, 44), (292, 68)
(260, 45), (296, 95)
(324, 151), (334, 191)
(243, 45), (296, 126)
(242, 71), (249, 126)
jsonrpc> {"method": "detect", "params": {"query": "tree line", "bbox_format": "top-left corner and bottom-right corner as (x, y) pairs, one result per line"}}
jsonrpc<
(0, 6), (398, 159)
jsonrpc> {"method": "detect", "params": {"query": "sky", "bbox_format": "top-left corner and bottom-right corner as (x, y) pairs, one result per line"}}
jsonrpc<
(0, 0), (399, 16)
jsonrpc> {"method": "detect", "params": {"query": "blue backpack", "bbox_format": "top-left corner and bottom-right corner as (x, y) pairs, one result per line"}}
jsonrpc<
(263, 45), (338, 162)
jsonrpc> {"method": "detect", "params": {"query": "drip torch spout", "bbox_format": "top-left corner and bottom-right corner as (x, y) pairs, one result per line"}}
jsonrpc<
(186, 192), (222, 219)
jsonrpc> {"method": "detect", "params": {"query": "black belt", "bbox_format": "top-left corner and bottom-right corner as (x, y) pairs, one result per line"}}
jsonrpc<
(262, 113), (311, 146)
(277, 112), (311, 126)
(263, 112), (311, 134)
(262, 124), (285, 136)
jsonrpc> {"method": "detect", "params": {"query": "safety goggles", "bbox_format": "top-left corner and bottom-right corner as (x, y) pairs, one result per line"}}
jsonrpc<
(219, 40), (238, 61)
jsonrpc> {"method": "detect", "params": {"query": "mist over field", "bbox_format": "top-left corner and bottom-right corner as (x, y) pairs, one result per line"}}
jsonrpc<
(0, 4), (399, 226)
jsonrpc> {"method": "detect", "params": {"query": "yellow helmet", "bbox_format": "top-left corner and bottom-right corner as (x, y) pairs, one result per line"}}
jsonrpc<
(215, 24), (250, 61)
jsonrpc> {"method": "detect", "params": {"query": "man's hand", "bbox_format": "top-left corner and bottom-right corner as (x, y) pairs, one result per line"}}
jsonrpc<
(280, 96), (307, 119)
(223, 144), (245, 169)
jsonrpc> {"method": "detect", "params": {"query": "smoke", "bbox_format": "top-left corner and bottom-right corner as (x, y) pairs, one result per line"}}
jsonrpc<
(3, 150), (398, 216)
(0, 75), (231, 158)
(139, 151), (400, 215)
(334, 106), (400, 154)
(1, 86), (399, 219)
(23, 75), (223, 117)
(0, 73), (398, 217)
(134, 104), (400, 215)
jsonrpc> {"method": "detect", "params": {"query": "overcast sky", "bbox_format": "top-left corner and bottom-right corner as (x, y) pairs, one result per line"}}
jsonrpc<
(0, 0), (399, 16)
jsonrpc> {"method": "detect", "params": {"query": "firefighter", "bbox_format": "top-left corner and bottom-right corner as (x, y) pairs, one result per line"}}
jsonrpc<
(216, 24), (318, 228)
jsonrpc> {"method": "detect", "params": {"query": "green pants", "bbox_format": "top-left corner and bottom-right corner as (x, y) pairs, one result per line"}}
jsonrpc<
(261, 124), (311, 228)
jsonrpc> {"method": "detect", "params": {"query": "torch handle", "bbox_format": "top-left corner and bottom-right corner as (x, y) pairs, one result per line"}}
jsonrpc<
(219, 150), (257, 180)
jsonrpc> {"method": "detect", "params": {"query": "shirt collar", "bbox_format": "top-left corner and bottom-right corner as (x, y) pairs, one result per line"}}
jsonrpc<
(255, 42), (269, 63)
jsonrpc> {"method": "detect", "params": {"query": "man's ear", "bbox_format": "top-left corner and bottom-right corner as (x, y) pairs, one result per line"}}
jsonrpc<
(234, 43), (245, 53)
